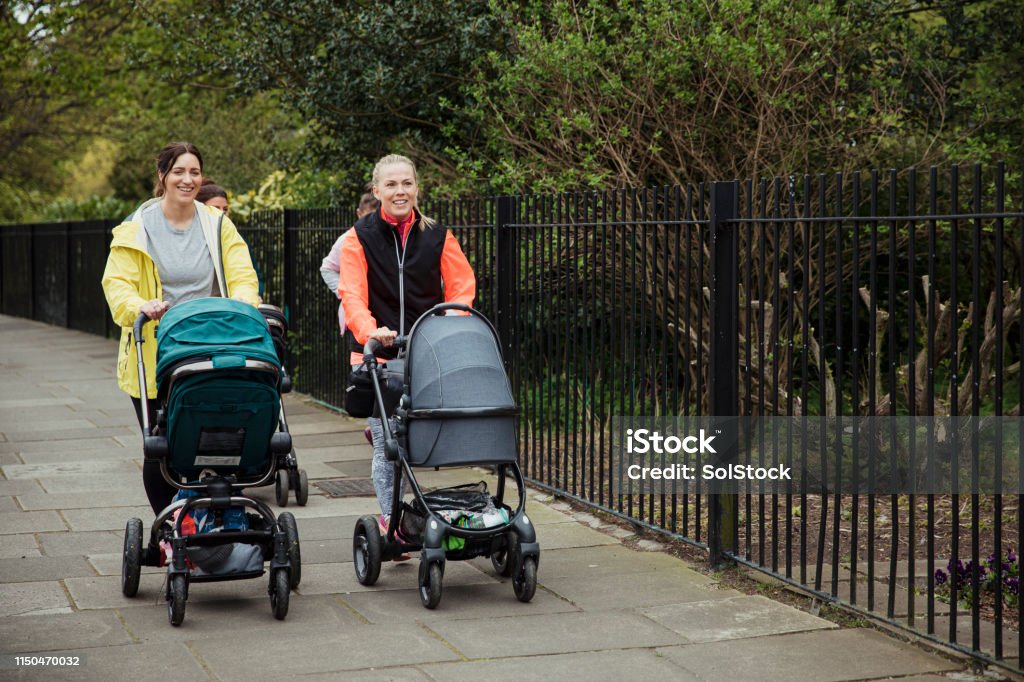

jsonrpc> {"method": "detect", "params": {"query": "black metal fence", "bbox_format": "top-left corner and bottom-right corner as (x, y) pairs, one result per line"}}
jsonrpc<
(2, 163), (1023, 670)
(0, 219), (119, 338)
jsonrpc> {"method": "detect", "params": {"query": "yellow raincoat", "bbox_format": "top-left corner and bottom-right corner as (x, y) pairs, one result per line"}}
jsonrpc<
(101, 199), (260, 397)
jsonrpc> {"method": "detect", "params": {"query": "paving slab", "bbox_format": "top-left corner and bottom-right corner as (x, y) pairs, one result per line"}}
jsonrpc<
(1, 426), (139, 443)
(2, 460), (135, 480)
(0, 398), (83, 409)
(0, 437), (126, 455)
(0, 610), (132, 653)
(0, 480), (44, 496)
(0, 510), (67, 534)
(17, 490), (150, 511)
(65, 572), (284, 611)
(0, 533), (40, 559)
(529, 521), (619, 550)
(541, 569), (740, 610)
(17, 446), (136, 465)
(538, 544), (712, 578)
(0, 555), (96, 583)
(296, 538), (349, 565)
(325, 458), (373, 478)
(0, 580), (72, 617)
(117, 593), (363, 644)
(87, 553), (165, 577)
(0, 495), (19, 511)
(0, 419), (97, 435)
(284, 495), (383, 518)
(190, 625), (460, 680)
(62, 506), (153, 532)
(427, 609), (684, 658)
(286, 514), (357, 542)
(296, 559), (497, 596)
(420, 648), (698, 681)
(656, 628), (961, 681)
(37, 530), (122, 557)
(292, 442), (375, 462)
(341, 580), (579, 624)
(35, 473), (141, 493)
(641, 595), (837, 643)
(289, 421), (355, 437)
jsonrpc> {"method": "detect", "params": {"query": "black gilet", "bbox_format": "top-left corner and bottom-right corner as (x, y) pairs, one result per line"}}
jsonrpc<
(348, 209), (446, 355)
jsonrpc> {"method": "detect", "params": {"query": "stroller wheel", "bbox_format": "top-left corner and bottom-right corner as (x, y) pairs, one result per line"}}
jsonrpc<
(353, 516), (382, 586)
(270, 567), (290, 620)
(490, 529), (519, 578)
(275, 469), (289, 507)
(419, 561), (443, 609)
(295, 469), (309, 506)
(167, 574), (187, 626)
(278, 512), (301, 589)
(121, 518), (143, 597)
(513, 556), (538, 603)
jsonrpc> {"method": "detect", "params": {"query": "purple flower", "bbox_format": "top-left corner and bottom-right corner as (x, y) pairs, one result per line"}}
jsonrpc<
(935, 569), (948, 586)
(1006, 576), (1019, 595)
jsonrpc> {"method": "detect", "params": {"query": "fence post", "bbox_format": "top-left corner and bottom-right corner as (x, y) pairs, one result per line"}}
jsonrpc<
(282, 209), (299, 378)
(494, 196), (516, 369)
(708, 180), (739, 569)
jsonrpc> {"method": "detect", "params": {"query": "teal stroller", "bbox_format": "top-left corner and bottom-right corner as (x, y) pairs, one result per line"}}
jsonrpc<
(120, 298), (300, 626)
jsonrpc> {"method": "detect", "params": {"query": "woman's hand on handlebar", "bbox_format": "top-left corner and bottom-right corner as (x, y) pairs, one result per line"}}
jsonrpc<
(140, 299), (170, 321)
(368, 326), (397, 347)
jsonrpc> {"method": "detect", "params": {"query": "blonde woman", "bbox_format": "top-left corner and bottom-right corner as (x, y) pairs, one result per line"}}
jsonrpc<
(338, 154), (475, 535)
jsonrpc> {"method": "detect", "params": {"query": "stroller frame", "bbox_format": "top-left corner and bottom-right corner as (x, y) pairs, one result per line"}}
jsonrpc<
(121, 307), (300, 626)
(352, 303), (540, 608)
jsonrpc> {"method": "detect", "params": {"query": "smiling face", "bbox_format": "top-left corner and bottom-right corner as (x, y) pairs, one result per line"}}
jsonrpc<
(159, 153), (202, 206)
(373, 161), (418, 221)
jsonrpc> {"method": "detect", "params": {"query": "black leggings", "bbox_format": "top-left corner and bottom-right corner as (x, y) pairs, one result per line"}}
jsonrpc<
(131, 397), (177, 516)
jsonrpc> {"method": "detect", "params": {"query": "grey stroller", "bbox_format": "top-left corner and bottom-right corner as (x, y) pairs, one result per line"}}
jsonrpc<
(351, 303), (539, 608)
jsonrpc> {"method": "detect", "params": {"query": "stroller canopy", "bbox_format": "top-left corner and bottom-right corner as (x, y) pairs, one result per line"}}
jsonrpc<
(156, 298), (279, 385)
(405, 312), (517, 467)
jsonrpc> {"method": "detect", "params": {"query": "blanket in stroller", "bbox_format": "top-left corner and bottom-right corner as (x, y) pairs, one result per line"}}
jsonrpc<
(168, 489), (263, 576)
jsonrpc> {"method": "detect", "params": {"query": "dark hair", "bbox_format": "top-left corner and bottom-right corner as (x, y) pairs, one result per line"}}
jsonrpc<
(358, 192), (379, 214)
(196, 181), (227, 204)
(154, 142), (203, 197)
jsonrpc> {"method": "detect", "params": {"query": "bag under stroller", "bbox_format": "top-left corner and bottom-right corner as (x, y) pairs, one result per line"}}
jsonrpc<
(351, 303), (540, 608)
(119, 297), (301, 626)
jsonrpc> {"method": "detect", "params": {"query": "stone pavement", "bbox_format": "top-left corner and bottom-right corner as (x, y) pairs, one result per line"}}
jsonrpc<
(0, 314), (980, 681)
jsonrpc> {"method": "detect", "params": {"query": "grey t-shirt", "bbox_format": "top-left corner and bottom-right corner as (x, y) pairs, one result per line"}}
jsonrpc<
(142, 203), (218, 306)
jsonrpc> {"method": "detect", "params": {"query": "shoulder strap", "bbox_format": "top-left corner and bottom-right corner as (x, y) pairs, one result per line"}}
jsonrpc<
(215, 212), (228, 297)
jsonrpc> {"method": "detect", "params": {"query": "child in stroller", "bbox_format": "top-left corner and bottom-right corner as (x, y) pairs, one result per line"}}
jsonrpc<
(351, 303), (540, 608)
(120, 297), (301, 625)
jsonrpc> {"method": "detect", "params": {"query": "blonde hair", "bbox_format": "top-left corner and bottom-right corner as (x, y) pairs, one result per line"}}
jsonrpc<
(371, 154), (436, 229)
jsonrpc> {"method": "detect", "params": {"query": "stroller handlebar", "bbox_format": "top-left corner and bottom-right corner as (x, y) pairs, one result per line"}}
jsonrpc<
(133, 312), (150, 341)
(363, 336), (407, 360)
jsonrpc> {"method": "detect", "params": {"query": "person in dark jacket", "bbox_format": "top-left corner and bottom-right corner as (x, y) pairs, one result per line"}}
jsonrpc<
(338, 153), (475, 536)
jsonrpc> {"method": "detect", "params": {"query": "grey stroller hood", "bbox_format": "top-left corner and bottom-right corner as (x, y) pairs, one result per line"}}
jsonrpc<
(404, 313), (517, 467)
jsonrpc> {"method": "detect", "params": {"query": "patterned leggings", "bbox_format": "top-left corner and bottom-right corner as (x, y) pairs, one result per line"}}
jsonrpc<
(368, 416), (406, 516)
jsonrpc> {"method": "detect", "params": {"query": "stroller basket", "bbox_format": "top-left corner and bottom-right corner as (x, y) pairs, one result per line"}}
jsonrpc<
(403, 313), (517, 468)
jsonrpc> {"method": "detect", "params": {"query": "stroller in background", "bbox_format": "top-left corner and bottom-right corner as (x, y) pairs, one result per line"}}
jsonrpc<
(352, 303), (540, 609)
(120, 298), (301, 626)
(257, 303), (309, 507)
